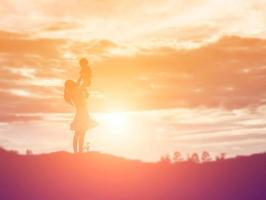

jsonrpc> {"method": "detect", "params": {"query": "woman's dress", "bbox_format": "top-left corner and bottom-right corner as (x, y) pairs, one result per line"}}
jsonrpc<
(70, 88), (97, 132)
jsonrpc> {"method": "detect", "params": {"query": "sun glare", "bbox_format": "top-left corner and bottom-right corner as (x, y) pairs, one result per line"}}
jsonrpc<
(107, 112), (127, 131)
(95, 112), (132, 143)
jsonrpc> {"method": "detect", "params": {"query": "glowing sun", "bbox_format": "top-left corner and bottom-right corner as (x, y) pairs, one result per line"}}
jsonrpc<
(106, 112), (128, 131)
(95, 112), (132, 141)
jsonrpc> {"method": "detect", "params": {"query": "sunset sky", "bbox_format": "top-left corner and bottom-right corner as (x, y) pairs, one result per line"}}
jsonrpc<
(1, 0), (266, 161)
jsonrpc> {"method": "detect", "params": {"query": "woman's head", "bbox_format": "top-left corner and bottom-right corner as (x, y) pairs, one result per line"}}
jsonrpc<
(64, 80), (76, 105)
(65, 80), (76, 91)
(79, 58), (88, 67)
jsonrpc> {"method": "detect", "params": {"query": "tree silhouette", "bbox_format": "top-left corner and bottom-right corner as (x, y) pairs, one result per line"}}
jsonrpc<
(160, 154), (171, 164)
(173, 151), (183, 163)
(216, 153), (226, 161)
(26, 149), (33, 155)
(201, 151), (212, 162)
(187, 153), (200, 163)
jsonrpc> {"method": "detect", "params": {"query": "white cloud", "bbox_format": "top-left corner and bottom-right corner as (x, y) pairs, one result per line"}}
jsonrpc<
(1, 0), (266, 47)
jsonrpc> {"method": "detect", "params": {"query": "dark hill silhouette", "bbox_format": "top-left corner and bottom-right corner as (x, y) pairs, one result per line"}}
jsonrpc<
(0, 148), (265, 200)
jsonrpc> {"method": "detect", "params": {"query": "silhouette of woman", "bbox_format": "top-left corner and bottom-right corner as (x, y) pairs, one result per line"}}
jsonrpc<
(64, 80), (96, 153)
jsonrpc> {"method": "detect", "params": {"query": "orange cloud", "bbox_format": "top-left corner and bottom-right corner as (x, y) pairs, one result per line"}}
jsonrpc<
(1, 30), (266, 121)
(0, 114), (42, 123)
(43, 22), (80, 32)
(0, 31), (66, 58)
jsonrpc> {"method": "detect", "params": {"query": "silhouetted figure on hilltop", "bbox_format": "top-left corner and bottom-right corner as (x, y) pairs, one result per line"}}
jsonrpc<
(64, 79), (96, 153)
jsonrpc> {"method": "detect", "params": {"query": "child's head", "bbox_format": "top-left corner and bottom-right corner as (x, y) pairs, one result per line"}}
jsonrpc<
(79, 57), (92, 78)
(79, 58), (88, 68)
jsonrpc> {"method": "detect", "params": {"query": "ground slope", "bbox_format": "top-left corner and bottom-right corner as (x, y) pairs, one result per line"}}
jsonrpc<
(0, 148), (265, 200)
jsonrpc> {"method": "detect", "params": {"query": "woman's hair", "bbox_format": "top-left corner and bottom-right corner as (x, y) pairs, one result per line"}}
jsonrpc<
(64, 80), (76, 105)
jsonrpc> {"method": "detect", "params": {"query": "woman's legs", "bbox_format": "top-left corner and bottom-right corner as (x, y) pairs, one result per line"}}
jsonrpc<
(73, 130), (87, 153)
(78, 130), (86, 153)
(73, 131), (80, 153)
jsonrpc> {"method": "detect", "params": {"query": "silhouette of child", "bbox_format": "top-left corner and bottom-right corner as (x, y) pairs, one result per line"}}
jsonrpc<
(77, 58), (92, 97)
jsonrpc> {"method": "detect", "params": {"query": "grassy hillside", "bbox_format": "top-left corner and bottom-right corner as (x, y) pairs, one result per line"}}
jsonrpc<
(0, 148), (265, 200)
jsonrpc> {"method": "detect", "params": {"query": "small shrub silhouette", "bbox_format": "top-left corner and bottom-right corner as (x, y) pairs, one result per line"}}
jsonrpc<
(84, 142), (90, 152)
